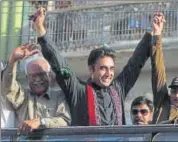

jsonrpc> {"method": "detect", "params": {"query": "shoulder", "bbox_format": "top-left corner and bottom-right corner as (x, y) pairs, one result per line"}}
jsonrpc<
(50, 88), (64, 94)
(112, 80), (122, 92)
(50, 89), (66, 98)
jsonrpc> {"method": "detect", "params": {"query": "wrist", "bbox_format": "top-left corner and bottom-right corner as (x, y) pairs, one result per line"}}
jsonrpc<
(153, 32), (161, 36)
(36, 26), (46, 37)
(153, 30), (161, 36)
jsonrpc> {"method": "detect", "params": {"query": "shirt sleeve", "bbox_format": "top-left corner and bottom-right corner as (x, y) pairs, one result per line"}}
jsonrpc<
(38, 34), (85, 106)
(150, 35), (169, 123)
(41, 97), (71, 127)
(2, 62), (25, 109)
(115, 32), (152, 98)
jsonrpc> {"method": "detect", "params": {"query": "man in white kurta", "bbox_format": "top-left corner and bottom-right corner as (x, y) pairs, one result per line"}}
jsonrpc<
(1, 61), (15, 128)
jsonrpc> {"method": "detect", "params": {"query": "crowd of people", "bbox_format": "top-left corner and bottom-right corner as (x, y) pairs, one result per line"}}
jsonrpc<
(1, 7), (178, 136)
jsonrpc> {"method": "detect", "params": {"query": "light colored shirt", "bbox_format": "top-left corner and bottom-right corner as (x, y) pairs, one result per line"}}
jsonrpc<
(1, 108), (15, 128)
(1, 61), (15, 128)
(1, 95), (15, 128)
(2, 62), (71, 128)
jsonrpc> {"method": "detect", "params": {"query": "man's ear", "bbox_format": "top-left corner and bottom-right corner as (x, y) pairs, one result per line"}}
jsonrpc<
(130, 111), (134, 123)
(26, 74), (30, 84)
(88, 65), (94, 76)
(88, 65), (94, 72)
(26, 74), (28, 79)
(149, 111), (153, 121)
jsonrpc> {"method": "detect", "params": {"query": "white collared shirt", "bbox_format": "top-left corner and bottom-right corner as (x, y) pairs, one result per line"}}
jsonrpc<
(1, 108), (15, 128)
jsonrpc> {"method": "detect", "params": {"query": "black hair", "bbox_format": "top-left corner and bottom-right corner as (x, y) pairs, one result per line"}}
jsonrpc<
(87, 47), (116, 66)
(131, 96), (154, 112)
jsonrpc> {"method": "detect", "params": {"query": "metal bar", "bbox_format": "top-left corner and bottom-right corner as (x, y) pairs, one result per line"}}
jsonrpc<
(46, 1), (156, 14)
(19, 1), (25, 45)
(5, 1), (14, 59)
(2, 124), (178, 137)
(0, 0), (1, 139)
(0, 0), (2, 57)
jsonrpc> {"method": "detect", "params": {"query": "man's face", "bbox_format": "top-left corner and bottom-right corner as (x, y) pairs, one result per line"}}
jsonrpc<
(27, 59), (51, 95)
(90, 56), (115, 87)
(170, 87), (178, 107)
(131, 104), (153, 125)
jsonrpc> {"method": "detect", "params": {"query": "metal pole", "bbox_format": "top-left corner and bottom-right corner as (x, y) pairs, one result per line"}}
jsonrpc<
(0, 0), (2, 140)
(5, 0), (14, 59)
(19, 0), (25, 45)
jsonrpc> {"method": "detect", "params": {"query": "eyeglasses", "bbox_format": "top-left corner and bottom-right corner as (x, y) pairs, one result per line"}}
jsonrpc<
(131, 109), (149, 116)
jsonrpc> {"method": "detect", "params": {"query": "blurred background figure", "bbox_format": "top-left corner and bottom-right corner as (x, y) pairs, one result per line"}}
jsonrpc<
(130, 96), (153, 125)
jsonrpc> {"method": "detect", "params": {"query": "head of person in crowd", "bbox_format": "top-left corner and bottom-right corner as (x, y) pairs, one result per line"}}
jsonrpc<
(25, 54), (52, 96)
(88, 46), (116, 87)
(169, 77), (178, 108)
(130, 96), (153, 125)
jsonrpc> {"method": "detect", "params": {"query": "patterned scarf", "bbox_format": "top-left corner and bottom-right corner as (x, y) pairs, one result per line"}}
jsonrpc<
(87, 84), (122, 126)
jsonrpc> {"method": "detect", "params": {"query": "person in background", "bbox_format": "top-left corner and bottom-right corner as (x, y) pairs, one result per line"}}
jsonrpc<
(1, 44), (71, 134)
(1, 60), (15, 128)
(130, 96), (153, 125)
(149, 13), (178, 124)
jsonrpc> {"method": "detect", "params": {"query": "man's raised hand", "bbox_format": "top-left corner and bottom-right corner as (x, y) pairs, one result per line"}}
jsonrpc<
(9, 43), (40, 64)
(152, 12), (166, 35)
(30, 7), (46, 37)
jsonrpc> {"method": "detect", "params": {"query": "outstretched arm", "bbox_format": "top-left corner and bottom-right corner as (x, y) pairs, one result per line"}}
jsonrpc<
(2, 45), (39, 109)
(116, 32), (152, 98)
(33, 8), (85, 104)
(150, 13), (169, 123)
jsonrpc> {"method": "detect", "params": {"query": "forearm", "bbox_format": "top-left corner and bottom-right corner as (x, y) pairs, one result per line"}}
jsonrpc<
(38, 34), (68, 73)
(129, 32), (152, 66)
(151, 35), (166, 90)
(2, 61), (24, 109)
(41, 117), (71, 128)
(117, 32), (152, 95)
(38, 34), (85, 103)
(35, 10), (84, 103)
(151, 35), (168, 107)
(2, 61), (17, 91)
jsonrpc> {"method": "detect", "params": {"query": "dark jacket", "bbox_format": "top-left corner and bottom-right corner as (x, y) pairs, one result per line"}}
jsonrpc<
(38, 32), (152, 126)
(150, 35), (170, 124)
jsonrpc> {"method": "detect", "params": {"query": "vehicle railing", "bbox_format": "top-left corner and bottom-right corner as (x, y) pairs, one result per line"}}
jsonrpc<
(2, 124), (178, 137)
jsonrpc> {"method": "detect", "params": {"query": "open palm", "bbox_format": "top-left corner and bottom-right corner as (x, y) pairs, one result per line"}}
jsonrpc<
(10, 44), (40, 63)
